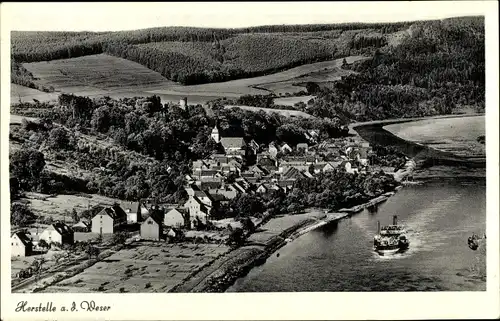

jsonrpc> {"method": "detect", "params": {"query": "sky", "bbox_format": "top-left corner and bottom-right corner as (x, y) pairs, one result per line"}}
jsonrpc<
(0, 2), (490, 32)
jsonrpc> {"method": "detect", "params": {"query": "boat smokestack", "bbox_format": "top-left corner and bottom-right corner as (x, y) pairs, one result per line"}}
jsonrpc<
(377, 221), (380, 234)
(393, 215), (398, 225)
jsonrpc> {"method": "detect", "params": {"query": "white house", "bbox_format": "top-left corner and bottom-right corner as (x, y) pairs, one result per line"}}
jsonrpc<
(11, 231), (33, 257)
(39, 222), (74, 246)
(164, 208), (187, 228)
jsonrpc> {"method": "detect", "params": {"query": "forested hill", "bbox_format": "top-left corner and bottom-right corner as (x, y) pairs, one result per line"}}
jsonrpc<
(11, 16), (483, 86)
(301, 16), (485, 121)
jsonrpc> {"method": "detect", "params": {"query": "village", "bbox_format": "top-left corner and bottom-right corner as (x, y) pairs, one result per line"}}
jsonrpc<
(10, 108), (389, 292)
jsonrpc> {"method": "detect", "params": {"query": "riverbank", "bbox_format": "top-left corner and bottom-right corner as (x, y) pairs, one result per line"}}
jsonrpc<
(170, 190), (399, 293)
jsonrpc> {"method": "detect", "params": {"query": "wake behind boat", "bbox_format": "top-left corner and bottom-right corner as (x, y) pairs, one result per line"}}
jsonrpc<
(373, 215), (410, 255)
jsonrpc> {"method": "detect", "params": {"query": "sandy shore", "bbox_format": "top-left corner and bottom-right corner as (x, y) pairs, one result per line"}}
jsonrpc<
(171, 190), (398, 293)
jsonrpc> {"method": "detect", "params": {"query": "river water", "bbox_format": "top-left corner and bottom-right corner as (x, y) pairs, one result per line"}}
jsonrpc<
(228, 179), (486, 292)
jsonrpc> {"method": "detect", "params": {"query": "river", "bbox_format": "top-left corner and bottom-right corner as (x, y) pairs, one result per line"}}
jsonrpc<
(228, 179), (486, 291)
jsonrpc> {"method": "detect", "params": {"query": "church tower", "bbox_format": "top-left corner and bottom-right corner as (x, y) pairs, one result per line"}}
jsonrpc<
(210, 125), (220, 143)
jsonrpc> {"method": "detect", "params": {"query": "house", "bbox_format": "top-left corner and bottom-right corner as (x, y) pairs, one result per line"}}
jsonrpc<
(164, 208), (188, 228)
(140, 216), (163, 241)
(322, 162), (336, 172)
(277, 180), (295, 193)
(184, 196), (211, 225)
(342, 161), (359, 174)
(268, 143), (278, 159)
(256, 184), (268, 194)
(11, 231), (33, 257)
(39, 222), (74, 246)
(91, 206), (127, 234)
(220, 137), (246, 155)
(210, 185), (240, 200)
(279, 143), (293, 154)
(72, 220), (91, 232)
(282, 167), (307, 180)
(257, 156), (278, 173)
(165, 228), (184, 242)
(356, 147), (370, 166)
(120, 201), (145, 224)
(198, 180), (223, 191)
(211, 154), (230, 165)
(296, 143), (309, 153)
(249, 139), (260, 154)
(211, 125), (220, 143)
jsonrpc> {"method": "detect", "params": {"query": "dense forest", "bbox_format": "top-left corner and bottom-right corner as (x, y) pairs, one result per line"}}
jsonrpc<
(295, 16), (485, 120)
(11, 21), (408, 85)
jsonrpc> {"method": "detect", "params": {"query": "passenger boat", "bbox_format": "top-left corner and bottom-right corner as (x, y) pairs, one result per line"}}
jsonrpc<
(373, 215), (410, 255)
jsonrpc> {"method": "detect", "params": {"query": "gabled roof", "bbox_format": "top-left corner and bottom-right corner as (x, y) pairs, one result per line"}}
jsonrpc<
(12, 231), (33, 246)
(198, 170), (219, 176)
(194, 190), (208, 198)
(296, 143), (308, 148)
(283, 167), (305, 180)
(207, 193), (227, 202)
(166, 207), (188, 215)
(50, 222), (74, 236)
(190, 196), (209, 210)
(143, 214), (162, 226)
(220, 137), (245, 149)
(95, 205), (127, 221)
(72, 220), (90, 228)
(257, 157), (276, 167)
(198, 181), (222, 190)
(277, 180), (295, 187)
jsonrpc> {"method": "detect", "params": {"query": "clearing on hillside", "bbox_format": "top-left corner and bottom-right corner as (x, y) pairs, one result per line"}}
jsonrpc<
(225, 105), (315, 119)
(148, 56), (368, 98)
(19, 54), (175, 99)
(273, 95), (315, 106)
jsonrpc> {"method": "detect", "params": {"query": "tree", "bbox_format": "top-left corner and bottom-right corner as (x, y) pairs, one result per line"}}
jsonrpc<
(112, 231), (129, 245)
(227, 228), (245, 246)
(240, 217), (256, 233)
(10, 148), (46, 191)
(38, 239), (49, 250)
(32, 257), (46, 281)
(86, 243), (100, 260)
(10, 202), (36, 227)
(72, 208), (79, 223)
(47, 127), (70, 150)
(305, 82), (320, 95)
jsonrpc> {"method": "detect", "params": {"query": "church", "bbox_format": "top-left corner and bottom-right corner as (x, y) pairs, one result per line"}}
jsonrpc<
(210, 125), (246, 156)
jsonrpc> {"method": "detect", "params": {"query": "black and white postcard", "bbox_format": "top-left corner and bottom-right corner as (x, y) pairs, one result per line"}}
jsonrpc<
(1, 1), (499, 320)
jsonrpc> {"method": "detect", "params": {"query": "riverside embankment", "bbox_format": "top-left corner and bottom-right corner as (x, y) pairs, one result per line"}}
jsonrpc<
(171, 191), (397, 293)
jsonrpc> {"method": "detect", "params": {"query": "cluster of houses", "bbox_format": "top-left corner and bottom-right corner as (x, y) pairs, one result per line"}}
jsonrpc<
(11, 124), (374, 258)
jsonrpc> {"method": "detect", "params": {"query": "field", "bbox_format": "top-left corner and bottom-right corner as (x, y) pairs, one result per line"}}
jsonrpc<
(225, 105), (315, 118)
(11, 84), (60, 104)
(21, 192), (125, 222)
(384, 115), (486, 158)
(39, 242), (231, 293)
(248, 210), (325, 244)
(14, 54), (176, 103)
(13, 55), (368, 105)
(273, 95), (315, 106)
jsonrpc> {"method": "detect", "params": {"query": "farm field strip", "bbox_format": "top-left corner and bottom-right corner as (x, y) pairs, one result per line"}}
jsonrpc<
(39, 243), (231, 293)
